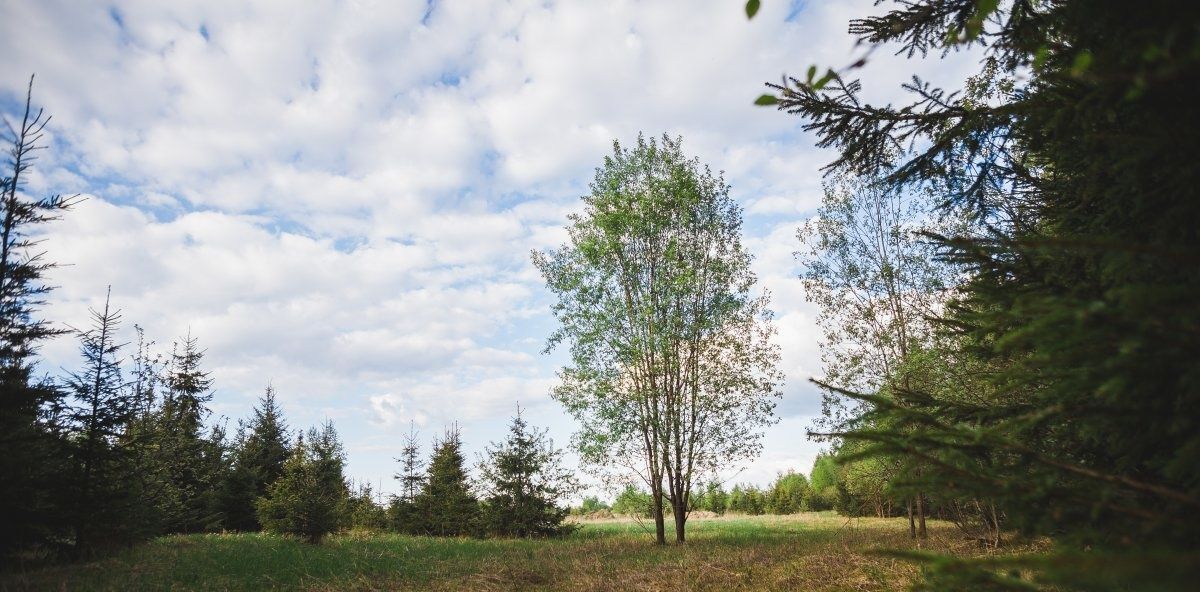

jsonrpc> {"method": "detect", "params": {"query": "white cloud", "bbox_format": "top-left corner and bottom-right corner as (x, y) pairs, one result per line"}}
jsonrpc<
(4, 0), (985, 491)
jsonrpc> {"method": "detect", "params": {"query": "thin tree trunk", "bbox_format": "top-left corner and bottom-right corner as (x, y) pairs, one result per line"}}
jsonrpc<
(988, 501), (1001, 548)
(907, 498), (916, 539)
(652, 487), (666, 545)
(917, 491), (927, 539)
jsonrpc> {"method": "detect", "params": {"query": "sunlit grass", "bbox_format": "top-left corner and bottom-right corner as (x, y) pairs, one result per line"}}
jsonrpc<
(0, 513), (1044, 591)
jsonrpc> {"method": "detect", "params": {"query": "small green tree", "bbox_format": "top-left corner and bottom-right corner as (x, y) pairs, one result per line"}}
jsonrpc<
(575, 496), (610, 515)
(478, 408), (579, 537)
(413, 426), (478, 537)
(807, 454), (840, 511)
(343, 481), (388, 530)
(155, 332), (224, 533)
(220, 384), (291, 531)
(61, 289), (143, 553)
(388, 422), (424, 533)
(766, 471), (810, 514)
(256, 433), (341, 544)
(611, 484), (655, 518)
(700, 481), (728, 515)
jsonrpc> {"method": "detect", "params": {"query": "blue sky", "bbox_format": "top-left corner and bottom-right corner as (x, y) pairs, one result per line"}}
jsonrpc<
(0, 0), (976, 500)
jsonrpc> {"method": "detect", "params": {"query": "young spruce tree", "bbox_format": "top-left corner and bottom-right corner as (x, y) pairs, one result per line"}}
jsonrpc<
(0, 77), (77, 558)
(413, 426), (478, 537)
(256, 421), (346, 543)
(61, 289), (142, 553)
(220, 384), (291, 531)
(478, 407), (578, 537)
(157, 332), (224, 532)
(388, 422), (425, 533)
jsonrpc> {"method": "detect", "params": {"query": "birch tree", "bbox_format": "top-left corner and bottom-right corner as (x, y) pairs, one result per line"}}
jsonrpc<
(797, 171), (951, 537)
(535, 134), (781, 544)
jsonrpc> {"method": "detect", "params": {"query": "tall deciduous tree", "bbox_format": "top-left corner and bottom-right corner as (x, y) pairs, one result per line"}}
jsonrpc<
(797, 171), (951, 537)
(535, 134), (781, 544)
(0, 77), (77, 557)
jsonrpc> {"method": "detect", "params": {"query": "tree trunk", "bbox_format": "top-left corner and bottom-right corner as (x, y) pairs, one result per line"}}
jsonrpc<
(917, 492), (927, 539)
(673, 497), (687, 544)
(906, 498), (916, 539)
(988, 501), (1001, 548)
(651, 488), (666, 545)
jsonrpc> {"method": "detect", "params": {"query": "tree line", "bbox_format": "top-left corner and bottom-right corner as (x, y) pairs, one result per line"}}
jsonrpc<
(592, 470), (818, 518)
(575, 449), (907, 520)
(0, 81), (577, 562)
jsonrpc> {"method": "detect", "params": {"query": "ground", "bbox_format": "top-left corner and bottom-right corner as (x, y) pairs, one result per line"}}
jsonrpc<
(0, 513), (1041, 591)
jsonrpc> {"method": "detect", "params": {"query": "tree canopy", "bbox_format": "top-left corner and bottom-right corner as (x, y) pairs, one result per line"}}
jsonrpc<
(761, 0), (1200, 587)
(535, 133), (782, 544)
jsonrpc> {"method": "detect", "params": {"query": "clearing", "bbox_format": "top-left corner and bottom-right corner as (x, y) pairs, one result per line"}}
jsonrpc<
(0, 513), (1040, 591)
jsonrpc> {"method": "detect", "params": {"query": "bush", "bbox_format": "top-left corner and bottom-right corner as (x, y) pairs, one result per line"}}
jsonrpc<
(256, 439), (342, 544)
(573, 496), (610, 515)
(342, 483), (388, 530)
(611, 484), (655, 518)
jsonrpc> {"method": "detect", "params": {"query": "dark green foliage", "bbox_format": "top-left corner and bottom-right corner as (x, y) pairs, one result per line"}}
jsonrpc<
(256, 433), (343, 544)
(573, 496), (611, 515)
(412, 426), (479, 537)
(768, 0), (1200, 586)
(611, 484), (655, 518)
(727, 484), (765, 515)
(343, 482), (388, 530)
(765, 471), (809, 514)
(256, 421), (346, 543)
(217, 425), (259, 532)
(219, 386), (291, 531)
(150, 333), (225, 533)
(61, 290), (145, 553)
(387, 423), (425, 534)
(0, 78), (77, 560)
(478, 409), (578, 538)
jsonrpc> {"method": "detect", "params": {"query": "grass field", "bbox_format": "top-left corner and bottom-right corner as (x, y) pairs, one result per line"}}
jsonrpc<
(0, 513), (1042, 591)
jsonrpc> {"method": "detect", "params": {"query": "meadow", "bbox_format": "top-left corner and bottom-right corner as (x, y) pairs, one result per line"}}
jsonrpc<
(0, 513), (1044, 591)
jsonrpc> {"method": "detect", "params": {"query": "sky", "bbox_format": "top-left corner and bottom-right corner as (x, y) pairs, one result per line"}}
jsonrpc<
(0, 0), (978, 500)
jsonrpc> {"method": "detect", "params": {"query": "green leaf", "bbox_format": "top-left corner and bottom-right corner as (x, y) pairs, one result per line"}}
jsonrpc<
(753, 94), (779, 106)
(812, 69), (836, 91)
(745, 0), (761, 19)
(806, 65), (817, 84)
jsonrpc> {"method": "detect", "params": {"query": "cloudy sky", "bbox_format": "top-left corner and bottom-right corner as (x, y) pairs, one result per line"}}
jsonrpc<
(1, 0), (976, 499)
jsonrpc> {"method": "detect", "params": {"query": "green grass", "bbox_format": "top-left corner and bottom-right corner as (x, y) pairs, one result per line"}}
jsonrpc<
(0, 513), (1042, 591)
